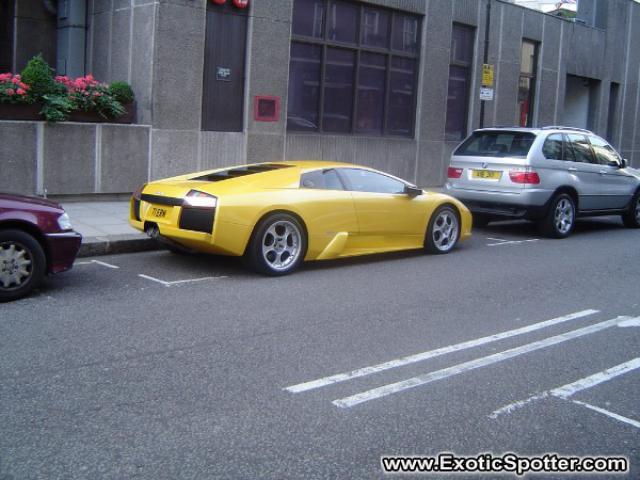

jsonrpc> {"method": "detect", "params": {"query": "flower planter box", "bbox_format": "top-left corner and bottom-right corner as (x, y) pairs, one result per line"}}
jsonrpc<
(0, 102), (43, 121)
(68, 102), (137, 124)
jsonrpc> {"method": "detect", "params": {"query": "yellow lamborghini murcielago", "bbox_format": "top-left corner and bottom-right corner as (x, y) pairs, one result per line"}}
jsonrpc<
(130, 161), (472, 275)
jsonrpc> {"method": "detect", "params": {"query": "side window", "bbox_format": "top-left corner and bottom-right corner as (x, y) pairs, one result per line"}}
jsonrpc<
(300, 169), (344, 190)
(542, 133), (563, 160)
(339, 168), (406, 194)
(566, 133), (595, 164)
(589, 136), (621, 166)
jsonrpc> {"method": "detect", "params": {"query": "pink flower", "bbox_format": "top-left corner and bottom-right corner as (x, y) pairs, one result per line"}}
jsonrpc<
(18, 82), (28, 90)
(0, 73), (11, 81)
(11, 77), (19, 84)
(6, 88), (14, 95)
(86, 74), (94, 82)
(16, 88), (26, 95)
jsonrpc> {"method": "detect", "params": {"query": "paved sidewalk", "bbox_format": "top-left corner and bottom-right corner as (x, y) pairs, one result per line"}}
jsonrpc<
(61, 201), (159, 257)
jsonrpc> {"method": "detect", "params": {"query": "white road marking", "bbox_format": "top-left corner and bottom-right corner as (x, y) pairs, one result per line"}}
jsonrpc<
(618, 317), (640, 328)
(332, 316), (632, 409)
(75, 260), (119, 269)
(138, 273), (226, 287)
(490, 356), (640, 418)
(487, 239), (539, 247)
(571, 400), (640, 430)
(285, 310), (598, 394)
(91, 260), (120, 269)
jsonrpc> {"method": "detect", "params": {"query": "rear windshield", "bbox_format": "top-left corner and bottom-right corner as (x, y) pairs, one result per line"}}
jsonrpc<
(454, 131), (536, 158)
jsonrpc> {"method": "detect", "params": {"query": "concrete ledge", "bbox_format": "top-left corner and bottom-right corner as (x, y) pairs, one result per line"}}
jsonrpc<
(78, 233), (161, 257)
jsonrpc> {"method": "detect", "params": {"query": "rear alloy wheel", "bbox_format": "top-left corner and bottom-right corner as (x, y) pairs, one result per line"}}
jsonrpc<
(425, 205), (460, 254)
(539, 193), (575, 238)
(245, 213), (307, 276)
(622, 192), (640, 228)
(0, 229), (46, 302)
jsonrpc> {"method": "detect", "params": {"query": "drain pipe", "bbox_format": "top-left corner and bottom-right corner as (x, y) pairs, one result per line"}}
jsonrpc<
(479, 0), (491, 129)
(56, 0), (86, 76)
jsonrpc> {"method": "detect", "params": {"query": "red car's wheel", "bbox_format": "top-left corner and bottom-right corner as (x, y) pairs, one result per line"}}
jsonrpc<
(0, 229), (46, 302)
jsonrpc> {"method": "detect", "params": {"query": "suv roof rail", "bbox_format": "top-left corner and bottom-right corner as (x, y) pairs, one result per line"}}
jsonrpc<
(541, 126), (593, 134)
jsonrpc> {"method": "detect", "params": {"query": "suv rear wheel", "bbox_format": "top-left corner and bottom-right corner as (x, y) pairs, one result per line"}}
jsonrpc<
(622, 191), (640, 228)
(539, 193), (575, 238)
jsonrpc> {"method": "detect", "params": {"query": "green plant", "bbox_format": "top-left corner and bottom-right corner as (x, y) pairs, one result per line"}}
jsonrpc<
(108, 81), (135, 104)
(40, 94), (75, 122)
(56, 74), (125, 119)
(20, 54), (60, 98)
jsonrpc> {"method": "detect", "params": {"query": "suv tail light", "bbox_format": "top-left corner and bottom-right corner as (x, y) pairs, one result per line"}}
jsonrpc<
(447, 167), (463, 179)
(509, 170), (540, 184)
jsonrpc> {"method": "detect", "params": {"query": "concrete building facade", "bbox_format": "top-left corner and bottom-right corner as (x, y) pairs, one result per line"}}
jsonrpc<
(1, 0), (640, 197)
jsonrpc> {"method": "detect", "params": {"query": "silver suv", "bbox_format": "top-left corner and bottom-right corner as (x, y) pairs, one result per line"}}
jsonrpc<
(444, 126), (640, 237)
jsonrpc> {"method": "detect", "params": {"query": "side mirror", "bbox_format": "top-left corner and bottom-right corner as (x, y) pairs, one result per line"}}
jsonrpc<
(621, 158), (629, 168)
(404, 185), (423, 197)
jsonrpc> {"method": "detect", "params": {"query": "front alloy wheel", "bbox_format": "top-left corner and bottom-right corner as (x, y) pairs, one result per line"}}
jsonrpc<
(0, 229), (46, 302)
(425, 205), (460, 254)
(622, 192), (640, 228)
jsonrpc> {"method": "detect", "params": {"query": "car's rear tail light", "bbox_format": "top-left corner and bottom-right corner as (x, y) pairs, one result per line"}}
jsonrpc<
(509, 170), (540, 184)
(447, 167), (463, 179)
(184, 190), (218, 208)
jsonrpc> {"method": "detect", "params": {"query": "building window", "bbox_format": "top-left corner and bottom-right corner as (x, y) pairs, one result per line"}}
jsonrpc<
(445, 24), (475, 141)
(288, 0), (421, 137)
(517, 39), (538, 127)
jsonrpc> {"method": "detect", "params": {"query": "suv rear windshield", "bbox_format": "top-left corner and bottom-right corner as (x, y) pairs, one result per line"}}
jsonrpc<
(454, 131), (536, 158)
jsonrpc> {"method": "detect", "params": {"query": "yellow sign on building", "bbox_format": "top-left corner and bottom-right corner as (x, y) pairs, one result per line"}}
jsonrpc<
(482, 64), (494, 87)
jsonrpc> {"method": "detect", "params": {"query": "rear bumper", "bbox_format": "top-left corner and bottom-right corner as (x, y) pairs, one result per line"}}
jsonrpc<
(45, 231), (82, 274)
(444, 184), (552, 219)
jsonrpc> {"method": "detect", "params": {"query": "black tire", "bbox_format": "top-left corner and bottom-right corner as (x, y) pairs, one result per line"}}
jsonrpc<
(0, 229), (46, 302)
(472, 213), (492, 228)
(244, 212), (307, 276)
(425, 205), (460, 254)
(538, 193), (575, 238)
(622, 191), (640, 228)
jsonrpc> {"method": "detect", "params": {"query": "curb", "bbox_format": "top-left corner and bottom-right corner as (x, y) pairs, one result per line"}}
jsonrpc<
(78, 234), (162, 258)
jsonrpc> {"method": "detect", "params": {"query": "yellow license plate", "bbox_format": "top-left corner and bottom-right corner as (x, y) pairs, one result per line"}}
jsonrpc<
(472, 170), (501, 180)
(150, 206), (168, 218)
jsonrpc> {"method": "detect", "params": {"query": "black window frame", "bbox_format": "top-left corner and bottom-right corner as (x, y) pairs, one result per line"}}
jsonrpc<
(517, 39), (539, 128)
(288, 0), (421, 138)
(445, 23), (475, 141)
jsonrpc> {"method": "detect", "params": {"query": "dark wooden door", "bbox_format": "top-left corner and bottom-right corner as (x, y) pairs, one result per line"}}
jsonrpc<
(201, 3), (248, 132)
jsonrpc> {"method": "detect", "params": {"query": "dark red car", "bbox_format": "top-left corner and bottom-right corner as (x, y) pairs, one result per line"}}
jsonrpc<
(0, 193), (82, 301)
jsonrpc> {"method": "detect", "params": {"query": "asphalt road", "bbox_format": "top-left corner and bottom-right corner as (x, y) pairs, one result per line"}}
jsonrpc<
(1, 217), (639, 479)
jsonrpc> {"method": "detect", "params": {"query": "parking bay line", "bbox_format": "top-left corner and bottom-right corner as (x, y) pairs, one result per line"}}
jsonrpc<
(490, 356), (640, 419)
(138, 273), (227, 287)
(571, 400), (640, 430)
(75, 260), (120, 269)
(284, 309), (598, 394)
(332, 316), (634, 409)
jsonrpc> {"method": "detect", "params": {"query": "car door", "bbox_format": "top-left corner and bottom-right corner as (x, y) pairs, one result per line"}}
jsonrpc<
(336, 168), (426, 239)
(564, 133), (605, 211)
(587, 135), (636, 209)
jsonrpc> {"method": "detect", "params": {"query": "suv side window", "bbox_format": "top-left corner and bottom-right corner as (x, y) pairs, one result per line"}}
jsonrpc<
(566, 133), (595, 164)
(589, 135), (621, 166)
(542, 133), (563, 160)
(339, 168), (406, 194)
(300, 169), (345, 190)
